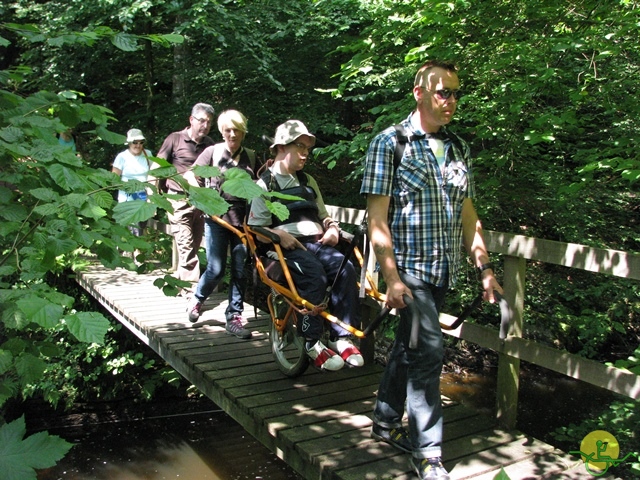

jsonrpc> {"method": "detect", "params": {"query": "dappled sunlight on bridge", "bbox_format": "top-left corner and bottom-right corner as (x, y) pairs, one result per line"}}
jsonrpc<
(75, 248), (611, 478)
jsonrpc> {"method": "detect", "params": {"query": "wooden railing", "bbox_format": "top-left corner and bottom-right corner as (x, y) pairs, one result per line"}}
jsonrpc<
(151, 206), (640, 430)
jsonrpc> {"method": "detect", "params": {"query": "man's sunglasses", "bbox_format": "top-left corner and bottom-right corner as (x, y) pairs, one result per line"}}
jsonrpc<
(422, 87), (463, 100)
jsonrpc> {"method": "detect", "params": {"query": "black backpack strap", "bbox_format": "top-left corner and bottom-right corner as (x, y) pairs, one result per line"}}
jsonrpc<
(393, 124), (466, 172)
(259, 167), (276, 191)
(245, 148), (261, 174)
(296, 170), (309, 186)
(446, 131), (465, 158)
(393, 124), (409, 171)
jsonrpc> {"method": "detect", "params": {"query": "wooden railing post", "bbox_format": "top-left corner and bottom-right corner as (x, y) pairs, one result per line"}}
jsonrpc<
(495, 255), (526, 430)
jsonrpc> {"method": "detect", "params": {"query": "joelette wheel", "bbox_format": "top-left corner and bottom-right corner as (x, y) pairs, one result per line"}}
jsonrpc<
(268, 293), (309, 377)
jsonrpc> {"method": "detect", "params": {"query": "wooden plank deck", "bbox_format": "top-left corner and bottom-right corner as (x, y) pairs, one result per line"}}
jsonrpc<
(76, 264), (592, 480)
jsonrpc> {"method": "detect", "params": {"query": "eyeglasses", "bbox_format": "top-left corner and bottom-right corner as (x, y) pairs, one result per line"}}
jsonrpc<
(193, 116), (212, 125)
(421, 87), (463, 100)
(292, 142), (312, 154)
(131, 140), (145, 145)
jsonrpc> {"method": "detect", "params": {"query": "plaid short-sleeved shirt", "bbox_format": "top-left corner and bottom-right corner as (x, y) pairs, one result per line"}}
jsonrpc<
(360, 115), (475, 287)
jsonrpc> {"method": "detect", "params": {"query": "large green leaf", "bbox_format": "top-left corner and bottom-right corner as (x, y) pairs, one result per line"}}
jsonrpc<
(0, 186), (14, 203)
(187, 186), (230, 216)
(111, 32), (139, 52)
(0, 416), (73, 480)
(159, 33), (184, 44)
(16, 296), (64, 329)
(0, 221), (21, 238)
(92, 190), (115, 209)
(33, 203), (61, 217)
(192, 165), (221, 179)
(0, 350), (13, 376)
(62, 193), (88, 209)
(493, 467), (512, 480)
(79, 202), (107, 220)
(0, 204), (28, 222)
(14, 353), (46, 386)
(1, 304), (28, 330)
(0, 126), (24, 143)
(43, 236), (77, 262)
(47, 164), (85, 191)
(265, 200), (290, 221)
(148, 156), (172, 169)
(112, 200), (157, 226)
(65, 311), (110, 344)
(148, 194), (173, 212)
(95, 125), (126, 144)
(222, 170), (266, 200)
(29, 188), (60, 203)
(0, 378), (18, 408)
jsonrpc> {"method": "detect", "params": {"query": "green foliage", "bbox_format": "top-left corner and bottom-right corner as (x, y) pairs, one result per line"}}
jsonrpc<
(325, 0), (639, 251)
(519, 268), (639, 360)
(0, 16), (266, 409)
(153, 274), (192, 297)
(0, 20), (220, 475)
(19, 315), (185, 408)
(611, 346), (640, 375)
(0, 415), (73, 480)
(493, 468), (512, 480)
(1, 0), (639, 476)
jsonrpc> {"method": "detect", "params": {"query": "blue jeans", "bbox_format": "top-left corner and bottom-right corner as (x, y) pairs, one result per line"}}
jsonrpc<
(194, 217), (247, 321)
(373, 271), (447, 459)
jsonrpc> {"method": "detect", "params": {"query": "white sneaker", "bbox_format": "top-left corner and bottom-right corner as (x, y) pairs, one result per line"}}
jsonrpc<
(306, 340), (344, 371)
(328, 338), (364, 367)
(186, 297), (203, 323)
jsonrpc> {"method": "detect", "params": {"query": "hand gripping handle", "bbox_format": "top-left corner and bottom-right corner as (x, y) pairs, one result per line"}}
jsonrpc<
(362, 294), (413, 338)
(494, 290), (511, 340)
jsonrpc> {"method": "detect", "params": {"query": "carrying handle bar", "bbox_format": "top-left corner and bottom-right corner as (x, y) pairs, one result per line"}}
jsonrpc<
(362, 294), (413, 338)
(440, 290), (510, 339)
(495, 290), (510, 340)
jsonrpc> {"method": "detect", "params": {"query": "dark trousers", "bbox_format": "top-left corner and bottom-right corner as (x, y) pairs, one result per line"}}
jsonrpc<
(281, 241), (360, 340)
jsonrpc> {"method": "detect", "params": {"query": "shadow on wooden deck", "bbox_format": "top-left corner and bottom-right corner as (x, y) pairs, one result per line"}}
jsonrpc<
(76, 264), (594, 480)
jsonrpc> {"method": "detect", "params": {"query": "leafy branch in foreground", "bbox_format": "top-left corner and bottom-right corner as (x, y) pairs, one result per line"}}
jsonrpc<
(0, 416), (73, 480)
(0, 22), (188, 477)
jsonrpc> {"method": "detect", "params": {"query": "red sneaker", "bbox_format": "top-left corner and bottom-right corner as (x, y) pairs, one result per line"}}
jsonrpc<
(306, 340), (344, 371)
(328, 338), (364, 367)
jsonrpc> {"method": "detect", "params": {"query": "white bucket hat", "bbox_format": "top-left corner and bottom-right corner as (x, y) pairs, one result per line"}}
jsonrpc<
(270, 120), (316, 149)
(125, 128), (146, 144)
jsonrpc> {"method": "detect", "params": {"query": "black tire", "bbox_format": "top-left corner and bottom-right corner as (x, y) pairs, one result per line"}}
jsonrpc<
(269, 294), (309, 377)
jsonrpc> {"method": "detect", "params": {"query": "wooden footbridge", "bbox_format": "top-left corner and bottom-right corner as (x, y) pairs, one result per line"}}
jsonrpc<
(76, 263), (597, 480)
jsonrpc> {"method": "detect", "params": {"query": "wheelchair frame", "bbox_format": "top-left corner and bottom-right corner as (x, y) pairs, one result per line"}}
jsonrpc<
(208, 214), (506, 377)
(209, 215), (387, 377)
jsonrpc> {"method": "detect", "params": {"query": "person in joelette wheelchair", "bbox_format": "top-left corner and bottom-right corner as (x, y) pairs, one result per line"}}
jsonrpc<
(247, 120), (363, 371)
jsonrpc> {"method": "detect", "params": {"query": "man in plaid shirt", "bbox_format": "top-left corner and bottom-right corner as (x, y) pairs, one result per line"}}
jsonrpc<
(361, 60), (502, 480)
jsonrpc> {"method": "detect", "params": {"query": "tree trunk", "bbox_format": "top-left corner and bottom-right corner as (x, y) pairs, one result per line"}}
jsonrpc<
(172, 18), (188, 107)
(143, 20), (155, 134)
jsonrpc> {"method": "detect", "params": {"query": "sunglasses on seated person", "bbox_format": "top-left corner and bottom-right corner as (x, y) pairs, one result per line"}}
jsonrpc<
(131, 140), (145, 145)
